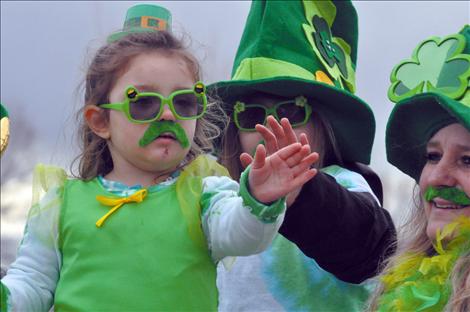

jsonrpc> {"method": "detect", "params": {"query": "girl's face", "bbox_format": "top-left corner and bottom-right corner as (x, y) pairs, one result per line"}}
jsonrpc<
(237, 93), (315, 156)
(419, 123), (470, 241)
(106, 51), (197, 177)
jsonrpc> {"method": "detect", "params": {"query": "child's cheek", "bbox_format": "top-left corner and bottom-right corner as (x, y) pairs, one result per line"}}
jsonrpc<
(239, 132), (262, 155)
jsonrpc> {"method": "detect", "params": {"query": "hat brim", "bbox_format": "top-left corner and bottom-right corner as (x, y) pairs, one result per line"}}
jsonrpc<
(386, 93), (470, 181)
(209, 77), (375, 164)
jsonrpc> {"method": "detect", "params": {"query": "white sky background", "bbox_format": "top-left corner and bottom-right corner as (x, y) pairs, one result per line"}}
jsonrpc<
(1, 1), (469, 265)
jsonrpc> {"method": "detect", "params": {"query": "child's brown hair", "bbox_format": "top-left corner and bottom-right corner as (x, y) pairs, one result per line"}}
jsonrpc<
(73, 31), (226, 180)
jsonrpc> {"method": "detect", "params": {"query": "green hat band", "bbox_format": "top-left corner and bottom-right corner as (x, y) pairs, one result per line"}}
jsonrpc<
(232, 56), (346, 90)
(233, 57), (320, 83)
(123, 16), (168, 32)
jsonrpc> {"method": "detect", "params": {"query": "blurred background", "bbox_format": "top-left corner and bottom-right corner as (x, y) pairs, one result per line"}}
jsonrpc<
(1, 1), (469, 267)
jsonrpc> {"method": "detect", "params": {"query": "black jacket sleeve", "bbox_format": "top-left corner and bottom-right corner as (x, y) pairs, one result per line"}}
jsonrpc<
(278, 163), (396, 284)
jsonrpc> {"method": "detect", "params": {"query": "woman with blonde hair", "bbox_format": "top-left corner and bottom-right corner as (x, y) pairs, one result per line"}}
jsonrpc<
(369, 25), (470, 311)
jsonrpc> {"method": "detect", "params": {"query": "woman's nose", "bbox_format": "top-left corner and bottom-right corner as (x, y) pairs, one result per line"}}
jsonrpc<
(427, 160), (457, 187)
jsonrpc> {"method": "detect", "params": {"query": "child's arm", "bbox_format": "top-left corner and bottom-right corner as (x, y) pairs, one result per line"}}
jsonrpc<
(202, 135), (317, 261)
(239, 116), (396, 283)
(1, 186), (62, 311)
(201, 175), (286, 261)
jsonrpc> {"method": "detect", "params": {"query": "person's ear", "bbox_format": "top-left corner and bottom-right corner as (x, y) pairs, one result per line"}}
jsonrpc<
(84, 105), (110, 139)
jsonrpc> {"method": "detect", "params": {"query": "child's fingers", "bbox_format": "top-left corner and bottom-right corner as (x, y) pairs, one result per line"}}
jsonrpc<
(255, 124), (278, 155)
(290, 168), (318, 188)
(290, 153), (319, 176)
(251, 144), (267, 170)
(266, 116), (288, 147)
(240, 153), (254, 169)
(275, 142), (302, 162)
(299, 133), (310, 146)
(283, 144), (311, 168)
(280, 118), (298, 145)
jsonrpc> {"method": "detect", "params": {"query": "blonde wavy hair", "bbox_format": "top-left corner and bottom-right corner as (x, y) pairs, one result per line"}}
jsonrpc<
(367, 187), (470, 311)
(72, 31), (227, 180)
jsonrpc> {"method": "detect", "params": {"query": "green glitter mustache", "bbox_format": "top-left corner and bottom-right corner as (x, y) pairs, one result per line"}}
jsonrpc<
(139, 120), (189, 148)
(424, 186), (470, 206)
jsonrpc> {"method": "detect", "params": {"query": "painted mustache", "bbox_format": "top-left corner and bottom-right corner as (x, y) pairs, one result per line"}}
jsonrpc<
(424, 186), (470, 206)
(139, 121), (190, 148)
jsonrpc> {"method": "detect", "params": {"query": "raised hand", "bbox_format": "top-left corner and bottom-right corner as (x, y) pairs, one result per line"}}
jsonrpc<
(247, 136), (318, 204)
(241, 116), (318, 205)
(240, 116), (311, 168)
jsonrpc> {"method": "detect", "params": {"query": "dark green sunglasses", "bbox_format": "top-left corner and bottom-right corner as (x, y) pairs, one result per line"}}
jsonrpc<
(233, 96), (312, 131)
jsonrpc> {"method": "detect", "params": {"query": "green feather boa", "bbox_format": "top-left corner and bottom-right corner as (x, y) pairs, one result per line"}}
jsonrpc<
(377, 217), (470, 312)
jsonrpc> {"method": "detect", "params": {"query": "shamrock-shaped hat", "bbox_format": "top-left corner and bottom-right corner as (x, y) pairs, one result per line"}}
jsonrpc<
(1, 103), (9, 156)
(209, 0), (375, 164)
(107, 4), (172, 43)
(386, 25), (470, 181)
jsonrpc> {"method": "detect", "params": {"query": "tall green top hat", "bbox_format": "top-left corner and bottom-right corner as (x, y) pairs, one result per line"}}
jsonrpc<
(209, 0), (375, 164)
(107, 4), (172, 43)
(386, 25), (470, 181)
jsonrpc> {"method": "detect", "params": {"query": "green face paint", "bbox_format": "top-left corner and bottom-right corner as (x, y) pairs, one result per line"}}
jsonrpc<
(424, 186), (470, 206)
(139, 121), (190, 148)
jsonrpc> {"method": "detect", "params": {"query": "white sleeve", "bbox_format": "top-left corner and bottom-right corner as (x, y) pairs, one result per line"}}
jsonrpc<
(1, 187), (62, 312)
(201, 171), (286, 263)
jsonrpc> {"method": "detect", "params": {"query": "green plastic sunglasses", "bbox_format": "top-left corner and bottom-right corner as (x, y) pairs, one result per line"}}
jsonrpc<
(233, 96), (312, 131)
(101, 82), (207, 123)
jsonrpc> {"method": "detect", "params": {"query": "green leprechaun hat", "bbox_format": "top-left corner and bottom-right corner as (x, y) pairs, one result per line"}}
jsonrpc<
(209, 0), (375, 164)
(107, 4), (172, 43)
(386, 25), (470, 181)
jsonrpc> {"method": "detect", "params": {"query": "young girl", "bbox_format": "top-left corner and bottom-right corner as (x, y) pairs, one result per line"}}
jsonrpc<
(211, 1), (396, 311)
(368, 25), (470, 312)
(0, 6), (318, 311)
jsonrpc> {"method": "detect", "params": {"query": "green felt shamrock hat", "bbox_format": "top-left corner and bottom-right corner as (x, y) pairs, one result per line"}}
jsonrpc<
(209, 0), (375, 164)
(107, 4), (172, 43)
(386, 25), (470, 181)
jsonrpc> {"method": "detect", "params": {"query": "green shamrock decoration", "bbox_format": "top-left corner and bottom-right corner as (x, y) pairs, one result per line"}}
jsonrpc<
(234, 101), (245, 113)
(301, 0), (356, 92)
(388, 33), (470, 103)
(311, 15), (348, 79)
